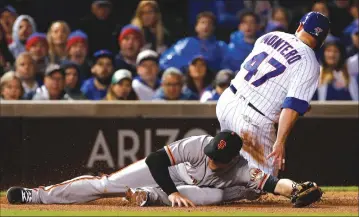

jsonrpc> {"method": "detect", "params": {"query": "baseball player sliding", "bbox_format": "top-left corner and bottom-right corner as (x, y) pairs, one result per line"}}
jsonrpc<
(7, 131), (322, 208)
(216, 12), (330, 176)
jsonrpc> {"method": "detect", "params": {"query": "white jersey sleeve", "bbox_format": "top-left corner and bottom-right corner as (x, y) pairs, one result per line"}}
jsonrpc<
(282, 56), (320, 115)
(164, 135), (211, 166)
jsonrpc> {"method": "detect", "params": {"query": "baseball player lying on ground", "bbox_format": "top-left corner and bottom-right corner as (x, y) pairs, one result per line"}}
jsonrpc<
(7, 131), (322, 208)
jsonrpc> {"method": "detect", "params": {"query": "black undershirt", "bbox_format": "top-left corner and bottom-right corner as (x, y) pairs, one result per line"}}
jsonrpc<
(145, 148), (178, 195)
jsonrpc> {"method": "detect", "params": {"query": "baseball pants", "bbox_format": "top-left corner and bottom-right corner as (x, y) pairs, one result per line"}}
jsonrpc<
(216, 88), (278, 176)
(30, 159), (244, 205)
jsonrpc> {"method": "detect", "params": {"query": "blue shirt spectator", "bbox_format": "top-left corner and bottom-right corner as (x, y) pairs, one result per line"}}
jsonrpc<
(153, 67), (197, 100)
(200, 69), (234, 102)
(160, 11), (227, 72)
(81, 50), (114, 100)
(221, 10), (260, 72)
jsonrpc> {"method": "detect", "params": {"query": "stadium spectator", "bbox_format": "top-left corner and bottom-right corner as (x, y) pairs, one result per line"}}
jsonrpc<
(0, 71), (23, 100)
(132, 49), (160, 100)
(25, 33), (49, 76)
(78, 0), (116, 55)
(14, 52), (38, 99)
(222, 10), (260, 72)
(160, 11), (227, 72)
(47, 21), (71, 64)
(328, 0), (353, 37)
(115, 24), (144, 76)
(131, 0), (169, 54)
(81, 49), (114, 100)
(153, 67), (197, 100)
(200, 68), (234, 102)
(66, 30), (91, 80)
(314, 41), (358, 101)
(347, 27), (359, 92)
(0, 5), (17, 45)
(61, 60), (87, 100)
(270, 7), (290, 32)
(104, 69), (138, 100)
(343, 0), (358, 43)
(0, 24), (14, 76)
(184, 55), (213, 99)
(8, 15), (36, 58)
(32, 64), (70, 100)
(346, 27), (359, 57)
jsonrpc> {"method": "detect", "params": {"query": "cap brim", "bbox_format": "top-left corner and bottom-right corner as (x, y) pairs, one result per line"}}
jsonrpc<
(204, 141), (215, 159)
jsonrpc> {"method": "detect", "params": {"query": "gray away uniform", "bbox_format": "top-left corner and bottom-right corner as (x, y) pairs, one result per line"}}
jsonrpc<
(29, 135), (268, 205)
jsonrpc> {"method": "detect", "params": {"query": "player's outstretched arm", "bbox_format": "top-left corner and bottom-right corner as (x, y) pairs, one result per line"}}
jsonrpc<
(145, 149), (196, 207)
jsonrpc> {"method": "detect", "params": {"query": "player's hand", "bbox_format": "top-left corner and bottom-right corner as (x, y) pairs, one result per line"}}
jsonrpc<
(267, 141), (285, 171)
(168, 192), (196, 207)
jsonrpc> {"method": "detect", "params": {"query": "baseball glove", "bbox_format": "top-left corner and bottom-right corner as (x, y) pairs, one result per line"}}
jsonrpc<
(290, 181), (323, 208)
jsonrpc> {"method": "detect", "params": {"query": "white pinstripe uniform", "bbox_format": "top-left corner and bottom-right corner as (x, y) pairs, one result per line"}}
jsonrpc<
(216, 31), (320, 176)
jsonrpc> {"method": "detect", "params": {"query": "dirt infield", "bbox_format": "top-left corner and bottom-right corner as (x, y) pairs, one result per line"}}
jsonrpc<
(1, 191), (358, 215)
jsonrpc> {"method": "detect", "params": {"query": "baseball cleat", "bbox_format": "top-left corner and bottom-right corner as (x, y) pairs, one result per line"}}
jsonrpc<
(125, 188), (149, 207)
(6, 187), (33, 204)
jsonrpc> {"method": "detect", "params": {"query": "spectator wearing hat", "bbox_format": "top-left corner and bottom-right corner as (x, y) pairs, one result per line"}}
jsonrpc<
(78, 0), (116, 55)
(105, 69), (138, 100)
(160, 11), (227, 72)
(8, 15), (36, 58)
(0, 71), (23, 100)
(222, 10), (260, 72)
(153, 67), (197, 100)
(132, 49), (161, 100)
(32, 64), (71, 100)
(14, 52), (39, 99)
(184, 55), (213, 99)
(61, 60), (87, 100)
(115, 24), (144, 76)
(200, 69), (234, 102)
(66, 30), (91, 80)
(0, 5), (18, 45)
(81, 49), (114, 100)
(26, 32), (49, 75)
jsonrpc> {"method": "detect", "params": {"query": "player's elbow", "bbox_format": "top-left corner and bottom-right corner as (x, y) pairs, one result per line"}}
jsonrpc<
(281, 97), (309, 116)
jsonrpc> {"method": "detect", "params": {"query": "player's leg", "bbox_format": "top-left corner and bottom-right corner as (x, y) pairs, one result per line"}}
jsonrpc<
(128, 185), (224, 206)
(7, 159), (161, 204)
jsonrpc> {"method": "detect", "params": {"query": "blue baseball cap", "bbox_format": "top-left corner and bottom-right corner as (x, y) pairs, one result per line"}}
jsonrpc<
(300, 11), (330, 50)
(93, 49), (113, 63)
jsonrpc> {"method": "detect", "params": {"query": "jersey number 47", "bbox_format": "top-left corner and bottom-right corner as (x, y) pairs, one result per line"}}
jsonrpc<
(243, 51), (286, 87)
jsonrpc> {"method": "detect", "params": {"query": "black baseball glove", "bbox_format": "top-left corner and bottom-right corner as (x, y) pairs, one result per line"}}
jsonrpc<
(290, 181), (323, 208)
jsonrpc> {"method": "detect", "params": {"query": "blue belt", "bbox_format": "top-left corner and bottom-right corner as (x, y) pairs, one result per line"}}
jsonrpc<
(229, 84), (266, 117)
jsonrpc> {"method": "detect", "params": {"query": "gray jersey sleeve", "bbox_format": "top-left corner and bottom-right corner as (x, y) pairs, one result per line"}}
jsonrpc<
(164, 135), (210, 166)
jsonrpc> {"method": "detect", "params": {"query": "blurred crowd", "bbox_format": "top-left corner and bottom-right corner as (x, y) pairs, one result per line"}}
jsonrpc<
(0, 0), (358, 101)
